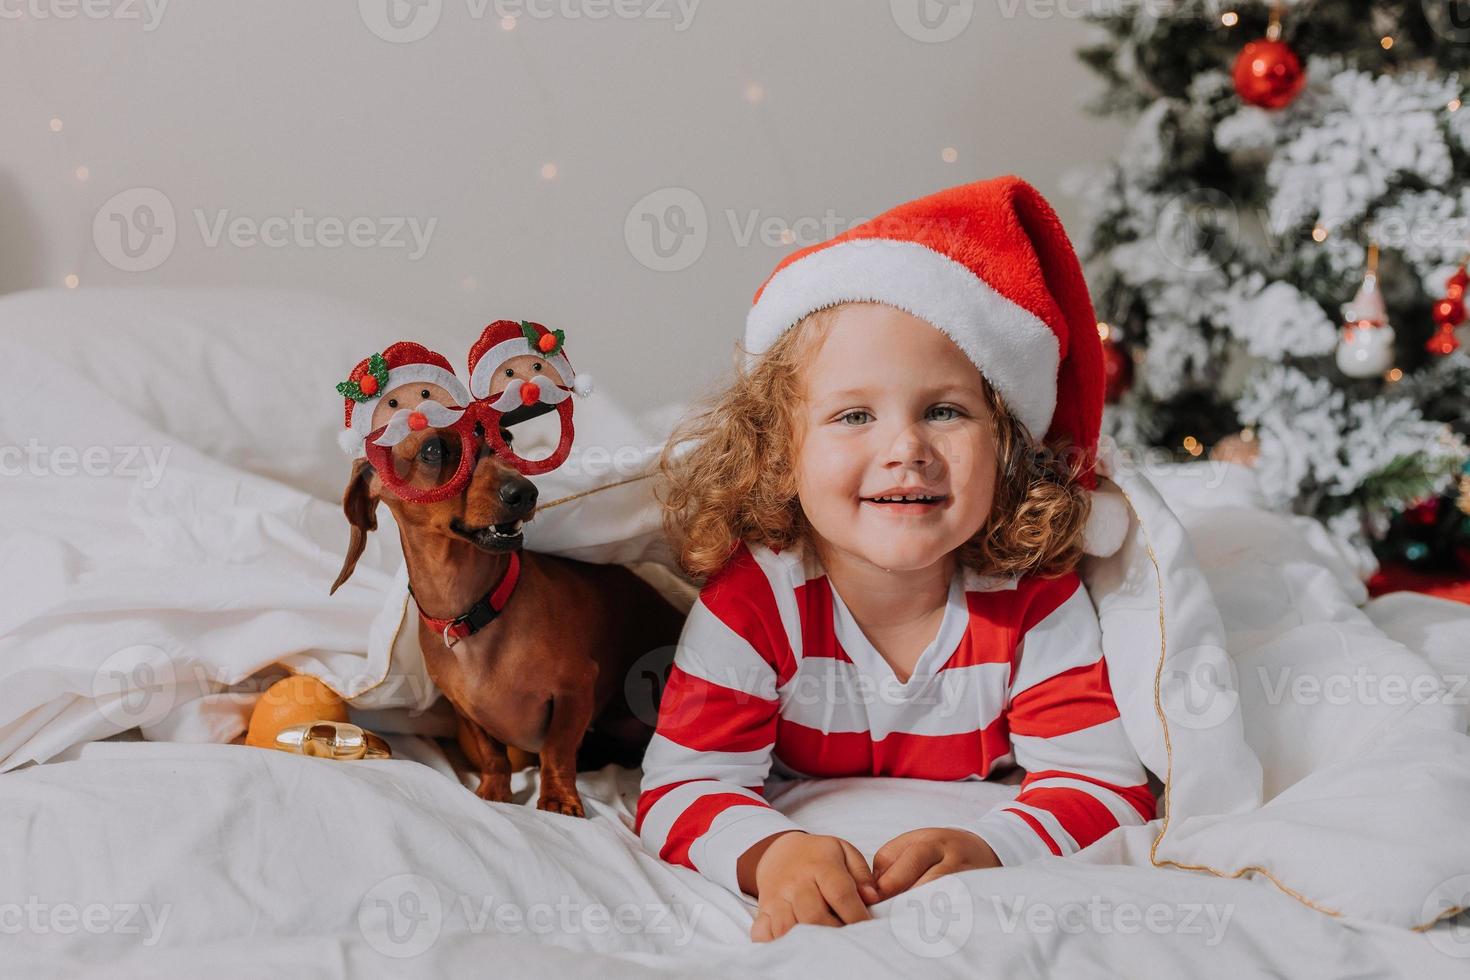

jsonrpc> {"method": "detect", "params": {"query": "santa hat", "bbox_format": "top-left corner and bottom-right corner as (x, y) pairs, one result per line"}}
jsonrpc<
(337, 342), (471, 457)
(744, 175), (1128, 557)
(467, 319), (593, 401)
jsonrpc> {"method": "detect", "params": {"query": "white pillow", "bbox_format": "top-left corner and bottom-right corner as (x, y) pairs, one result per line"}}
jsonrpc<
(0, 287), (433, 502)
(1158, 725), (1470, 929)
(0, 286), (663, 505)
(1081, 436), (1266, 824)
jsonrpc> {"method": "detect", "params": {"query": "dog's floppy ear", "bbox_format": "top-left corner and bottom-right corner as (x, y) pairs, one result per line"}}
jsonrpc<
(331, 457), (380, 594)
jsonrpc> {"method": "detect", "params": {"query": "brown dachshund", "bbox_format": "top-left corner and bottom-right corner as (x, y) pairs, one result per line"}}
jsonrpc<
(331, 425), (684, 816)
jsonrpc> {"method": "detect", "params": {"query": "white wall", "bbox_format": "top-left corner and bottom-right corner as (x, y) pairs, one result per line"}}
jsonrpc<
(1, 0), (1123, 415)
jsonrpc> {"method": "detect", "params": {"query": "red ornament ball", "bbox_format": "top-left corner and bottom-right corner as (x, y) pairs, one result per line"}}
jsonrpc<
(1102, 338), (1133, 403)
(1433, 297), (1466, 326)
(537, 333), (557, 353)
(520, 383), (540, 407)
(359, 374), (379, 396)
(1403, 496), (1441, 528)
(1232, 38), (1306, 110)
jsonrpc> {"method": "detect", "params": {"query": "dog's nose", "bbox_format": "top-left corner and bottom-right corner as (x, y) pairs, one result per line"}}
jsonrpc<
(499, 478), (537, 513)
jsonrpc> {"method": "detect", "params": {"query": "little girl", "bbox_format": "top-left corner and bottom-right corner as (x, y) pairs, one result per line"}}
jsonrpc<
(636, 176), (1154, 943)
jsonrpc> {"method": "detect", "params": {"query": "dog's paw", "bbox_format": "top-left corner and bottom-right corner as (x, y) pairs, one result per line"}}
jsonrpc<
(537, 794), (585, 818)
(475, 777), (512, 804)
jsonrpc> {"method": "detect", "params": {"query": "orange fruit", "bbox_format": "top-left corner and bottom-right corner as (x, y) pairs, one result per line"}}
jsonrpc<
(245, 674), (349, 750)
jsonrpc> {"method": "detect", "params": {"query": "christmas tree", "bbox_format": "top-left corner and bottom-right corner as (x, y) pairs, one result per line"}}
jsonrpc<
(1065, 0), (1470, 580)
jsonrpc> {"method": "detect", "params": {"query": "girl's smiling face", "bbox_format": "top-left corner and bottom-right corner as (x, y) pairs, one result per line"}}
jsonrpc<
(794, 303), (998, 573)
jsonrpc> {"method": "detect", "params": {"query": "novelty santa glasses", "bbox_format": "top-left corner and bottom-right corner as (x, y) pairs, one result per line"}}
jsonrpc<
(335, 322), (593, 501)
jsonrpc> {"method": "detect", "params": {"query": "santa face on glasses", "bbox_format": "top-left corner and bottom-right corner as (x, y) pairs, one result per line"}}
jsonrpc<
(483, 353), (572, 419)
(336, 343), (473, 458)
(337, 322), (593, 479)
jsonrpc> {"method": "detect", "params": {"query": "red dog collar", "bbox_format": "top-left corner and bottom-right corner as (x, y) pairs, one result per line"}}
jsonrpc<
(412, 551), (521, 648)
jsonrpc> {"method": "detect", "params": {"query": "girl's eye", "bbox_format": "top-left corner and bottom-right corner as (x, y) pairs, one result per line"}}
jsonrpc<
(928, 405), (962, 421)
(504, 368), (515, 378)
(387, 398), (398, 408)
(837, 410), (872, 426)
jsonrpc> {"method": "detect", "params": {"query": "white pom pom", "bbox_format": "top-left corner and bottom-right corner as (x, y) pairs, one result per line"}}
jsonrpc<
(573, 373), (594, 397)
(1081, 489), (1130, 557)
(338, 427), (365, 457)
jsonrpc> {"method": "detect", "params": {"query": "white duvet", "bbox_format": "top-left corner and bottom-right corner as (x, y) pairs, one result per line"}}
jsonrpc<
(3, 288), (1470, 978)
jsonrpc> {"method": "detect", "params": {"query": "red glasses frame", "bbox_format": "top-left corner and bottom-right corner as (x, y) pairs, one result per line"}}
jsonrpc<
(363, 398), (576, 504)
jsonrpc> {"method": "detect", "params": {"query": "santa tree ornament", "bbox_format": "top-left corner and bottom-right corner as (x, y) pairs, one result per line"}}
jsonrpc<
(336, 342), (472, 457)
(466, 319), (593, 475)
(1336, 244), (1396, 379)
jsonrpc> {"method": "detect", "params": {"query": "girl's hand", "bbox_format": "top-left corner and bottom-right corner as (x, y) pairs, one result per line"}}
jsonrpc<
(871, 828), (1001, 900)
(749, 831), (880, 942)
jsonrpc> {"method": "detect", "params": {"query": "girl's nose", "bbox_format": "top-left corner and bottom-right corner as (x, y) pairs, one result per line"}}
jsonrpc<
(884, 421), (932, 468)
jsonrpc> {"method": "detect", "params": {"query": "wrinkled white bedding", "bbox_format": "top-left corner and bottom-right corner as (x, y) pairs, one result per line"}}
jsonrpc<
(3, 288), (1470, 978)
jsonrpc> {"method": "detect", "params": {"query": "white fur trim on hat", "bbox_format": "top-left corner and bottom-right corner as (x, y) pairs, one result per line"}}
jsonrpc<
(469, 338), (575, 400)
(341, 364), (471, 457)
(745, 238), (1060, 440)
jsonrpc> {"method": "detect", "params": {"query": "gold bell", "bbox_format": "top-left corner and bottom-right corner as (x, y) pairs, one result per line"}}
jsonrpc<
(274, 721), (391, 760)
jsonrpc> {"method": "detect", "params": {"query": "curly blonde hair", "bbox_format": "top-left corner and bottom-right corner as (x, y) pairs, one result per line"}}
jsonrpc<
(658, 305), (1094, 583)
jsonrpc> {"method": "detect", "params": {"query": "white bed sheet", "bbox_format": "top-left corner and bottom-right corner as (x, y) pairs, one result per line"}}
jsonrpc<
(4, 287), (1470, 977)
(4, 738), (1467, 979)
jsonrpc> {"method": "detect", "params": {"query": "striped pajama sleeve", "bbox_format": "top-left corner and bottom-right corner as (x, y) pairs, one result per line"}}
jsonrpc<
(967, 573), (1156, 865)
(635, 557), (803, 896)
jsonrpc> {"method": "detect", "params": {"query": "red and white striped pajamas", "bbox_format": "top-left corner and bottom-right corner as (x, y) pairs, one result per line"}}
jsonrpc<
(635, 540), (1156, 896)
